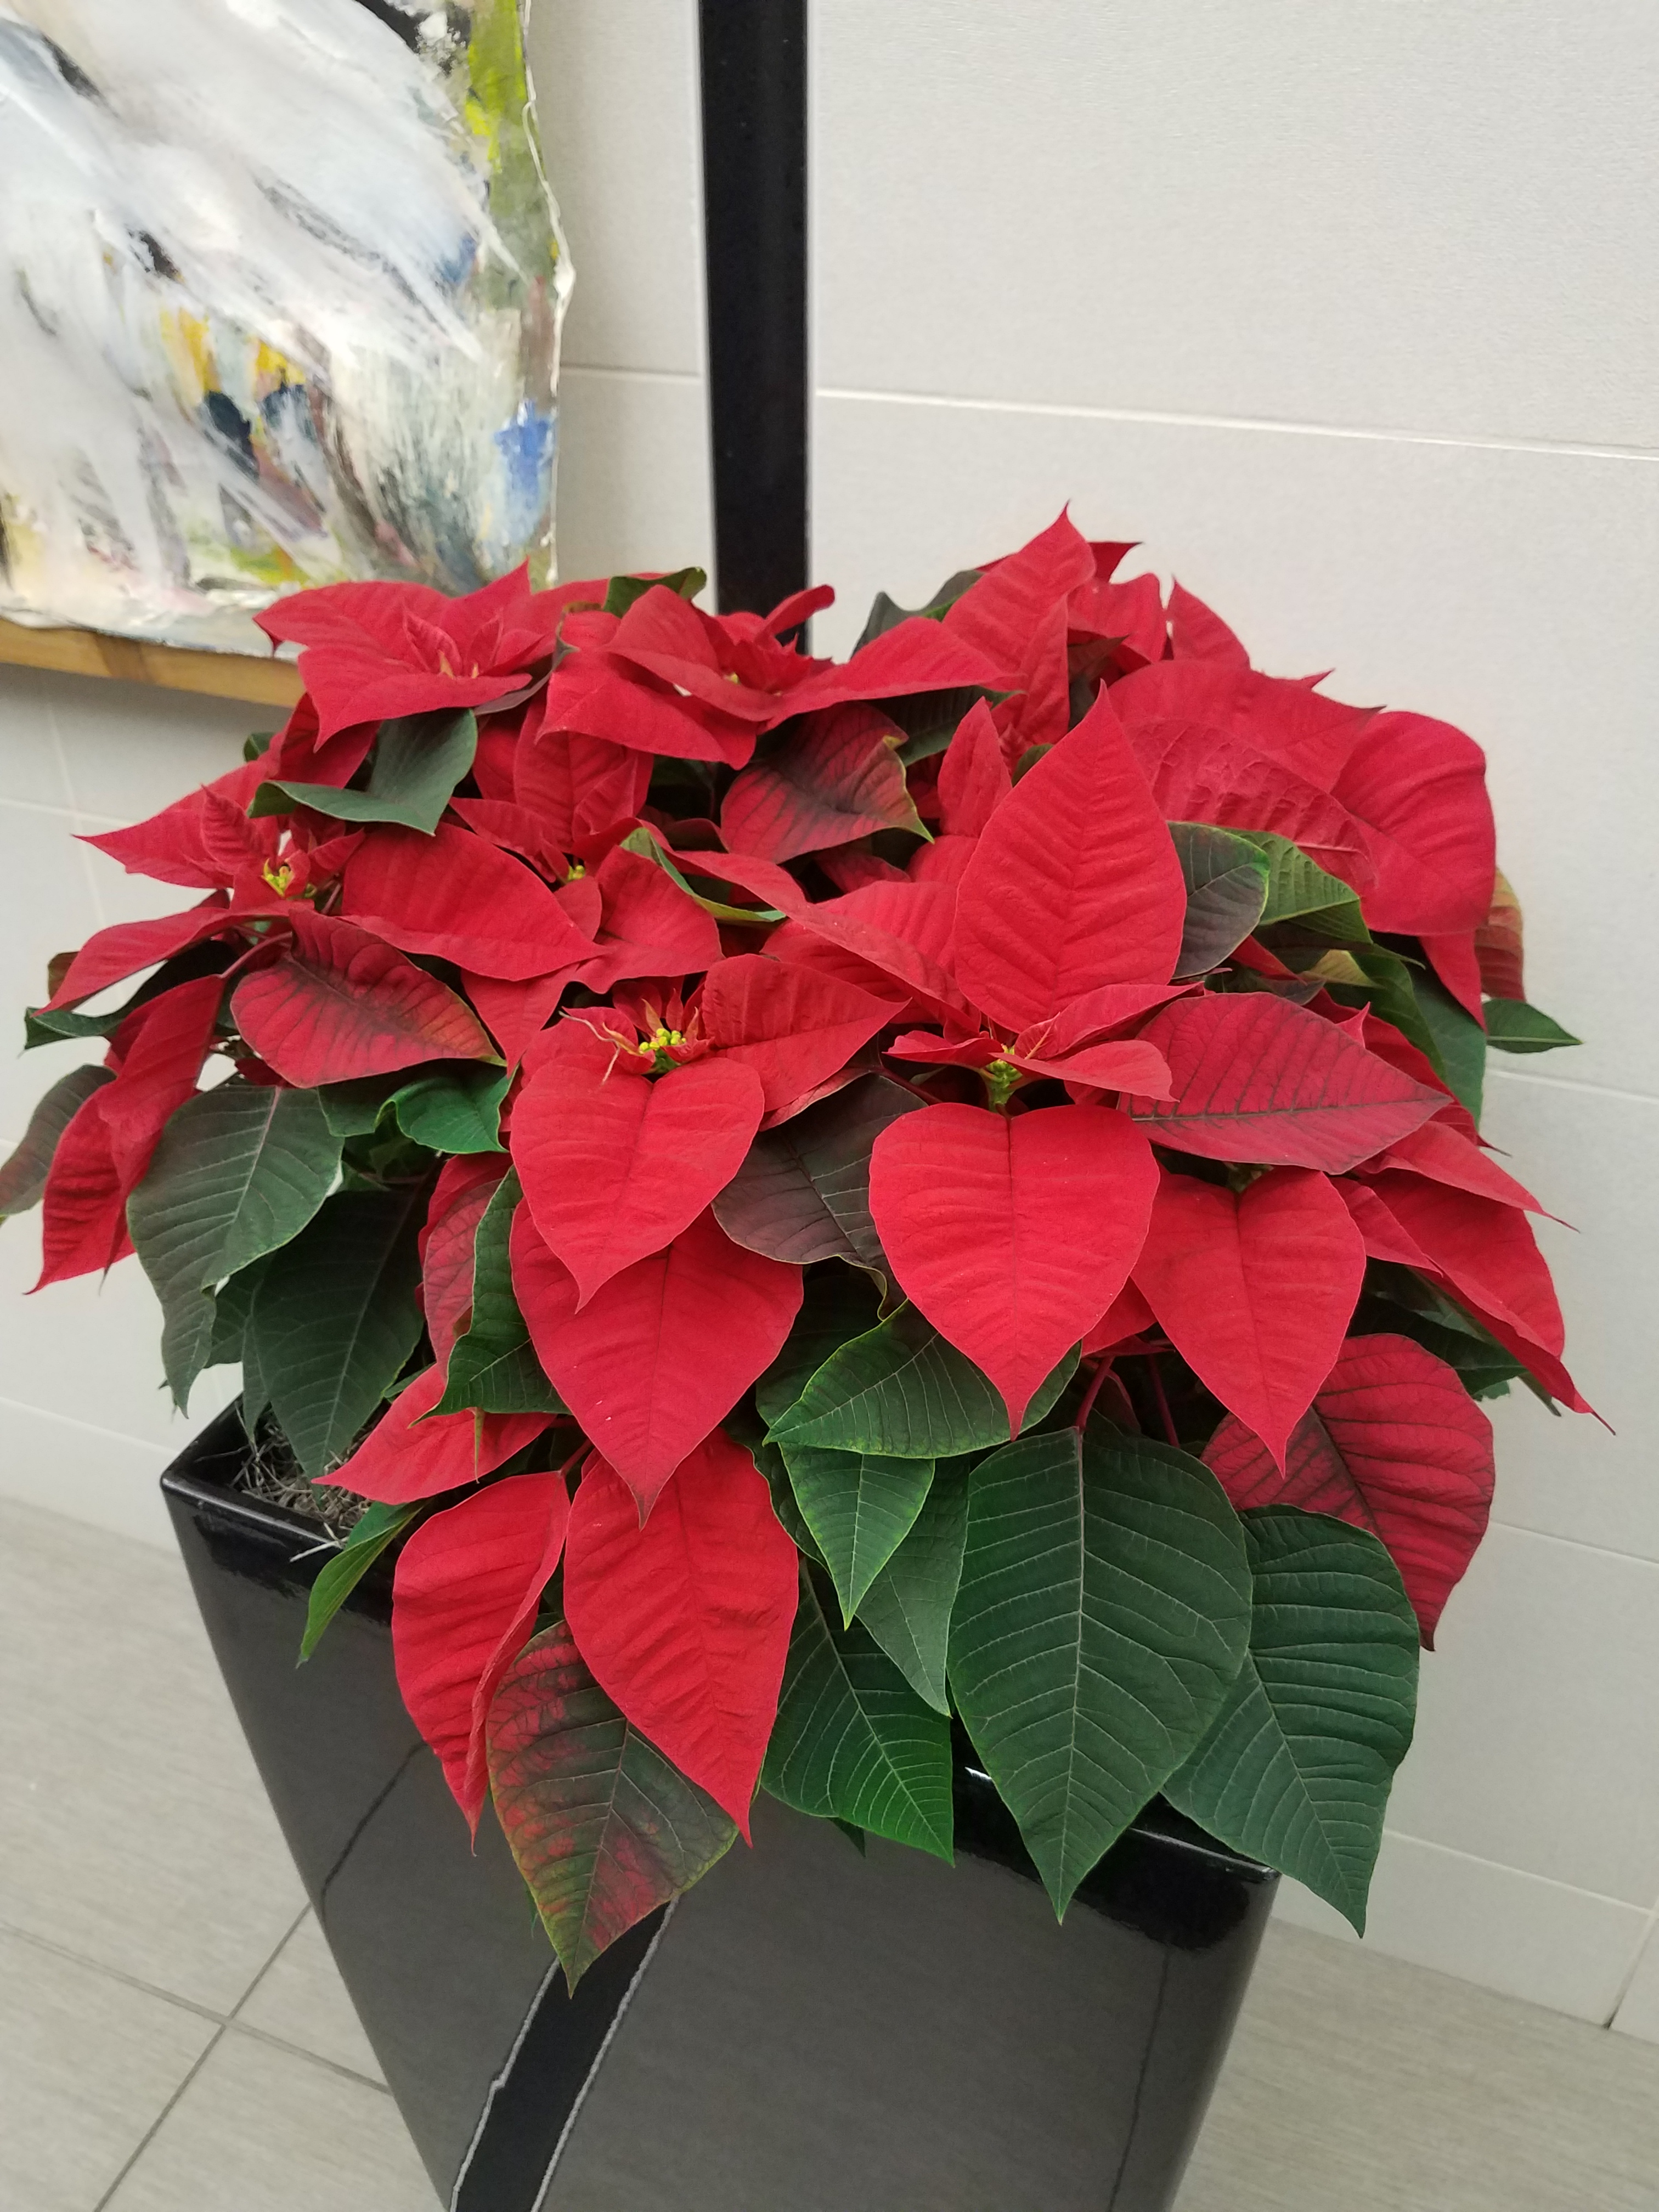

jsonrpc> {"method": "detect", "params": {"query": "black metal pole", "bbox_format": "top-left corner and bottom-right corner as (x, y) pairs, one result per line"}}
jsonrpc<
(698, 0), (809, 617)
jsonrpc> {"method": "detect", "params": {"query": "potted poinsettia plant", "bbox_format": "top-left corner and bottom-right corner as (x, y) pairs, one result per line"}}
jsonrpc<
(3, 513), (1583, 2211)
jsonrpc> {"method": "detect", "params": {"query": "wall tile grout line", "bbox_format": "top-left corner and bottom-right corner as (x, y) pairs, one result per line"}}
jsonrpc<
(1374, 1831), (1657, 1916)
(1487, 1065), (1659, 1109)
(560, 360), (703, 386)
(1484, 1519), (1659, 1573)
(814, 382), (1659, 464)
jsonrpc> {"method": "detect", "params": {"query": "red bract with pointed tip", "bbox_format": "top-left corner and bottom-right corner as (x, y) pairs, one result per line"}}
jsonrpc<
(870, 1102), (1159, 1433)
(563, 1441), (798, 1835)
(10, 523), (1583, 1991)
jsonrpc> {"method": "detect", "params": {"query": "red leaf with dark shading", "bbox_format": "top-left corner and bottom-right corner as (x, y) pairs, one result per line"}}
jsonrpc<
(486, 1621), (737, 1989)
(515, 727), (651, 851)
(1358, 1121), (1540, 1214)
(721, 703), (924, 861)
(1127, 994), (1443, 1172)
(1357, 1173), (1567, 1363)
(0, 1066), (113, 1217)
(1475, 871), (1525, 1002)
(778, 618), (1011, 724)
(232, 910), (497, 1086)
(1205, 1334), (1494, 1640)
(420, 1156), (510, 1364)
(1421, 932), (1486, 1025)
(514, 1024), (765, 1305)
(44, 897), (235, 1011)
(953, 692), (1186, 1031)
(34, 1094), (132, 1286)
(329, 1365), (552, 1505)
(343, 822), (595, 980)
(700, 953), (900, 1115)
(1132, 1167), (1365, 1467)
(95, 975), (223, 1187)
(1334, 713), (1496, 935)
(393, 1470), (570, 1827)
(1081, 1278), (1156, 1354)
(512, 1206), (801, 1511)
(563, 1438), (798, 1832)
(713, 1071), (922, 1269)
(783, 879), (971, 1020)
(941, 508), (1094, 665)
(576, 845), (724, 992)
(936, 699), (1011, 837)
(869, 1102), (1159, 1433)
(1122, 718), (1375, 891)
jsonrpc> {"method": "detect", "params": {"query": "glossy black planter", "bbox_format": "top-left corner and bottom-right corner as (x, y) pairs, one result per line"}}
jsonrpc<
(163, 1412), (1276, 2211)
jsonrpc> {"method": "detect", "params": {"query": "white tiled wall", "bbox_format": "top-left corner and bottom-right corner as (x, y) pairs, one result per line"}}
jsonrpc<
(808, 0), (1659, 2029)
(3, 0), (1654, 2032)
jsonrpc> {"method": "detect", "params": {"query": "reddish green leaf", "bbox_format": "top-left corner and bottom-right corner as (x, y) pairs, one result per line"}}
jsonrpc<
(513, 1205), (802, 1511)
(1127, 994), (1444, 1172)
(1205, 1334), (1494, 1641)
(343, 821), (596, 979)
(96, 975), (224, 1187)
(232, 911), (497, 1086)
(721, 703), (925, 862)
(699, 954), (900, 1117)
(487, 1621), (737, 1989)
(1132, 1167), (1366, 1468)
(43, 896), (236, 1012)
(419, 1156), (509, 1365)
(953, 692), (1187, 1031)
(869, 1102), (1159, 1434)
(0, 1065), (113, 1217)
(393, 1470), (571, 1827)
(514, 1022), (765, 1307)
(712, 1072), (923, 1272)
(563, 1438), (799, 1832)
(35, 1092), (131, 1286)
(1475, 871), (1525, 1002)
(1123, 718), (1375, 890)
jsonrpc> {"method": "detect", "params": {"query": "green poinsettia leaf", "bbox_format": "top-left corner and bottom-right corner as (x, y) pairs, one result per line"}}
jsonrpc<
(127, 1084), (342, 1411)
(1482, 998), (1581, 1054)
(1234, 832), (1361, 927)
(252, 708), (477, 835)
(603, 566), (707, 617)
(854, 571), (980, 652)
(299, 1500), (419, 1662)
(854, 1457), (972, 1713)
(247, 1189), (426, 1479)
(762, 1566), (954, 1861)
(780, 1441), (934, 1622)
(435, 1170), (562, 1416)
(390, 1064), (510, 1155)
(1164, 1507), (1419, 1932)
(768, 1301), (1076, 1459)
(754, 1266), (882, 1429)
(1168, 822), (1271, 978)
(947, 1425), (1252, 1915)
(489, 1621), (737, 1991)
(0, 1064), (113, 1217)
(886, 685), (994, 766)
(205, 1256), (269, 1369)
(1411, 970), (1485, 1120)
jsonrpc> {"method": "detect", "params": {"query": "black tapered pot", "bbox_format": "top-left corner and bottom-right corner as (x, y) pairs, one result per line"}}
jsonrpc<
(162, 1410), (1276, 2211)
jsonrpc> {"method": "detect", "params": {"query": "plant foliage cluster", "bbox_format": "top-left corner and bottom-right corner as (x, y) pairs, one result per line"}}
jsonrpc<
(2, 513), (1585, 1984)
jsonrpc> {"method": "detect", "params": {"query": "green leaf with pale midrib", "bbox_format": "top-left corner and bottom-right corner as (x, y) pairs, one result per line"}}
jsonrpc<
(435, 1171), (561, 1415)
(768, 1302), (1076, 1459)
(763, 1568), (953, 1860)
(1164, 1506), (1419, 1931)
(781, 1441), (934, 1621)
(855, 1457), (972, 1712)
(946, 1426), (1252, 1914)
(252, 709), (477, 835)
(300, 1502), (418, 1661)
(248, 1189), (426, 1477)
(127, 1084), (342, 1409)
(1483, 998), (1581, 1054)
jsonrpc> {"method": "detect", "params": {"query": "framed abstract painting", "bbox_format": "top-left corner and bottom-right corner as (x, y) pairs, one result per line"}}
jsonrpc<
(0, 0), (569, 655)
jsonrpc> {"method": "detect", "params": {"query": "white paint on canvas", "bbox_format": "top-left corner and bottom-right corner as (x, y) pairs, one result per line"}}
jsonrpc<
(0, 0), (569, 649)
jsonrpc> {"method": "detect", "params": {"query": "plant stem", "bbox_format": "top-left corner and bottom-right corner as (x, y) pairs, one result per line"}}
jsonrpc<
(1074, 1358), (1114, 1431)
(1144, 1353), (1180, 1448)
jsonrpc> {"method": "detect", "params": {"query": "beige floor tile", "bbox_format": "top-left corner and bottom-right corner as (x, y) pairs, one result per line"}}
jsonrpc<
(235, 1912), (385, 2085)
(1177, 1923), (1659, 2212)
(0, 1497), (307, 2013)
(0, 1927), (216, 2212)
(102, 2029), (437, 2212)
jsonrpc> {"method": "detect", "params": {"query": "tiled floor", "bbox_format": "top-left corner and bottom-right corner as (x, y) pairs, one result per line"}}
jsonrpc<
(3, 1493), (1657, 2212)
